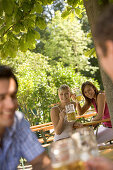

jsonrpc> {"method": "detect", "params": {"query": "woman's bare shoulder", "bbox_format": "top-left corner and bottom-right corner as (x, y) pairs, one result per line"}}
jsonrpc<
(97, 92), (105, 102)
(51, 106), (60, 113)
(98, 92), (105, 98)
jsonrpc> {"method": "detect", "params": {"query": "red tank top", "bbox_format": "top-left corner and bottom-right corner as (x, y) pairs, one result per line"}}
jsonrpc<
(92, 98), (112, 127)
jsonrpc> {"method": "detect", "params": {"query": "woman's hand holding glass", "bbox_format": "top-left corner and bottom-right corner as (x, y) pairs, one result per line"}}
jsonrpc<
(71, 93), (77, 102)
(71, 90), (84, 104)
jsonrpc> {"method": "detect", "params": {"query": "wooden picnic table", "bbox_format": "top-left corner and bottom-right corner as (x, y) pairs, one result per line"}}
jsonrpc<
(30, 111), (111, 145)
(30, 111), (97, 132)
(76, 112), (96, 119)
(82, 118), (111, 127)
(100, 148), (113, 161)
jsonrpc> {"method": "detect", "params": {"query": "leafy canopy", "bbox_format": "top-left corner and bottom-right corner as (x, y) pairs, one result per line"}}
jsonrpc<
(0, 0), (52, 58)
(0, 0), (85, 58)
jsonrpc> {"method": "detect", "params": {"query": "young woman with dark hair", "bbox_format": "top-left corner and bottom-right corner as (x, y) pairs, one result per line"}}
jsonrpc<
(71, 81), (113, 144)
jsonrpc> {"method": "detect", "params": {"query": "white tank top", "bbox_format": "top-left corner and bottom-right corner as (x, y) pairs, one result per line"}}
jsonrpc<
(54, 107), (74, 142)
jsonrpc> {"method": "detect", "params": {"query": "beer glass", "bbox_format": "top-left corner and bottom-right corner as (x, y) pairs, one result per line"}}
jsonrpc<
(76, 94), (83, 102)
(49, 138), (85, 170)
(71, 127), (99, 161)
(65, 104), (76, 122)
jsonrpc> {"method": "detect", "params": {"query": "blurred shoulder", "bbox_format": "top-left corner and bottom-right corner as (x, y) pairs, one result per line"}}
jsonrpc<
(97, 92), (105, 101)
(98, 92), (105, 97)
(51, 105), (60, 113)
(15, 111), (30, 129)
(15, 110), (24, 120)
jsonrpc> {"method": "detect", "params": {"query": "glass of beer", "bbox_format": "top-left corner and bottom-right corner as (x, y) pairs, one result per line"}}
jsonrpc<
(49, 138), (85, 170)
(76, 94), (83, 102)
(65, 104), (76, 122)
(71, 127), (99, 161)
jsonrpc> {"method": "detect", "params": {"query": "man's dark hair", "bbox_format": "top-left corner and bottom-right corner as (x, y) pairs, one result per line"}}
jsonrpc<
(0, 65), (18, 89)
(94, 5), (113, 55)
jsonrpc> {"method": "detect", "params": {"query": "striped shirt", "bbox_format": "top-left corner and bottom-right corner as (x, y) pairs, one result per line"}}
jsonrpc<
(0, 111), (45, 170)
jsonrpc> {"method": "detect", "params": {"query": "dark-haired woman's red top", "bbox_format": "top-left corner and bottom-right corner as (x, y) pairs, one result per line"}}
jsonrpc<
(92, 98), (112, 128)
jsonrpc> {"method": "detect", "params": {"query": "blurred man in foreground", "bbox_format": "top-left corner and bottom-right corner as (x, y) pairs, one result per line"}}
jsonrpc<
(0, 65), (52, 170)
(86, 5), (113, 170)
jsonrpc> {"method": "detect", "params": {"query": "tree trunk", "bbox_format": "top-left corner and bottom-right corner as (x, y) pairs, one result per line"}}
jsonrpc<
(83, 0), (113, 127)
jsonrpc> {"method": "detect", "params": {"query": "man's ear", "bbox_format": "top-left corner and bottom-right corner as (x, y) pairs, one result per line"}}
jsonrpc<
(105, 40), (113, 58)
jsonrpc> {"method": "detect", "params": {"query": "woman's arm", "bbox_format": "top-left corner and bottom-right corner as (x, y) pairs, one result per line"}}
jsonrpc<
(76, 101), (91, 115)
(50, 107), (65, 135)
(71, 94), (91, 115)
(93, 93), (105, 121)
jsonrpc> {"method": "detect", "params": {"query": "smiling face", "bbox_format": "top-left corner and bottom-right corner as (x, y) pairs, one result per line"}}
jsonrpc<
(0, 78), (18, 129)
(83, 85), (96, 99)
(58, 88), (71, 104)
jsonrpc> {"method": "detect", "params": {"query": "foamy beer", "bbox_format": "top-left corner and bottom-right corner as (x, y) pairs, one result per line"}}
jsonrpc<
(65, 104), (76, 122)
(49, 138), (85, 170)
(76, 94), (83, 102)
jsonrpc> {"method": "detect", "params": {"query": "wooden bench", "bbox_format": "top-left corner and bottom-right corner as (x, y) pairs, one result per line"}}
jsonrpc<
(30, 112), (111, 147)
(30, 112), (97, 145)
(30, 122), (54, 145)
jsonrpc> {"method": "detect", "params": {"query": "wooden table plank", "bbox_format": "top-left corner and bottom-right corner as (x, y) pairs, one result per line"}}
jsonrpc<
(100, 148), (113, 161)
(76, 112), (96, 119)
(82, 118), (111, 126)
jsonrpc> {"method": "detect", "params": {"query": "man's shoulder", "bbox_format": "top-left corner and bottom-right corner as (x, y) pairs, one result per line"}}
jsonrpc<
(15, 110), (24, 120)
(14, 111), (30, 130)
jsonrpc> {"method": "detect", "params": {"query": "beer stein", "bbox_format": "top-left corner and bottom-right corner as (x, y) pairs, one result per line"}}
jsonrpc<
(65, 104), (76, 122)
(71, 127), (99, 161)
(49, 138), (85, 170)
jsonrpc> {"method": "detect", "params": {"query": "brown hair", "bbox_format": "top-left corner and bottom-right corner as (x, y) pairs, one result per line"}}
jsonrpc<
(81, 81), (99, 103)
(94, 5), (113, 55)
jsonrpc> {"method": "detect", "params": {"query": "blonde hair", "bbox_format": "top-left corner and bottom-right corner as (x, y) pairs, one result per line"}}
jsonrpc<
(58, 84), (70, 91)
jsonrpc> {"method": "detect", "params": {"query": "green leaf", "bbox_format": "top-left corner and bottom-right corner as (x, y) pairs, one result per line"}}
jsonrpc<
(28, 42), (36, 50)
(75, 8), (82, 19)
(84, 48), (95, 57)
(5, 15), (13, 27)
(34, 31), (40, 39)
(23, 17), (35, 29)
(32, 2), (43, 13)
(61, 7), (72, 19)
(2, 0), (14, 15)
(36, 17), (46, 30)
(19, 35), (28, 52)
(13, 24), (21, 34)
(0, 49), (7, 58)
(15, 9), (24, 22)
(87, 32), (92, 38)
(26, 29), (36, 43)
(0, 1), (3, 16)
(21, 1), (32, 13)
